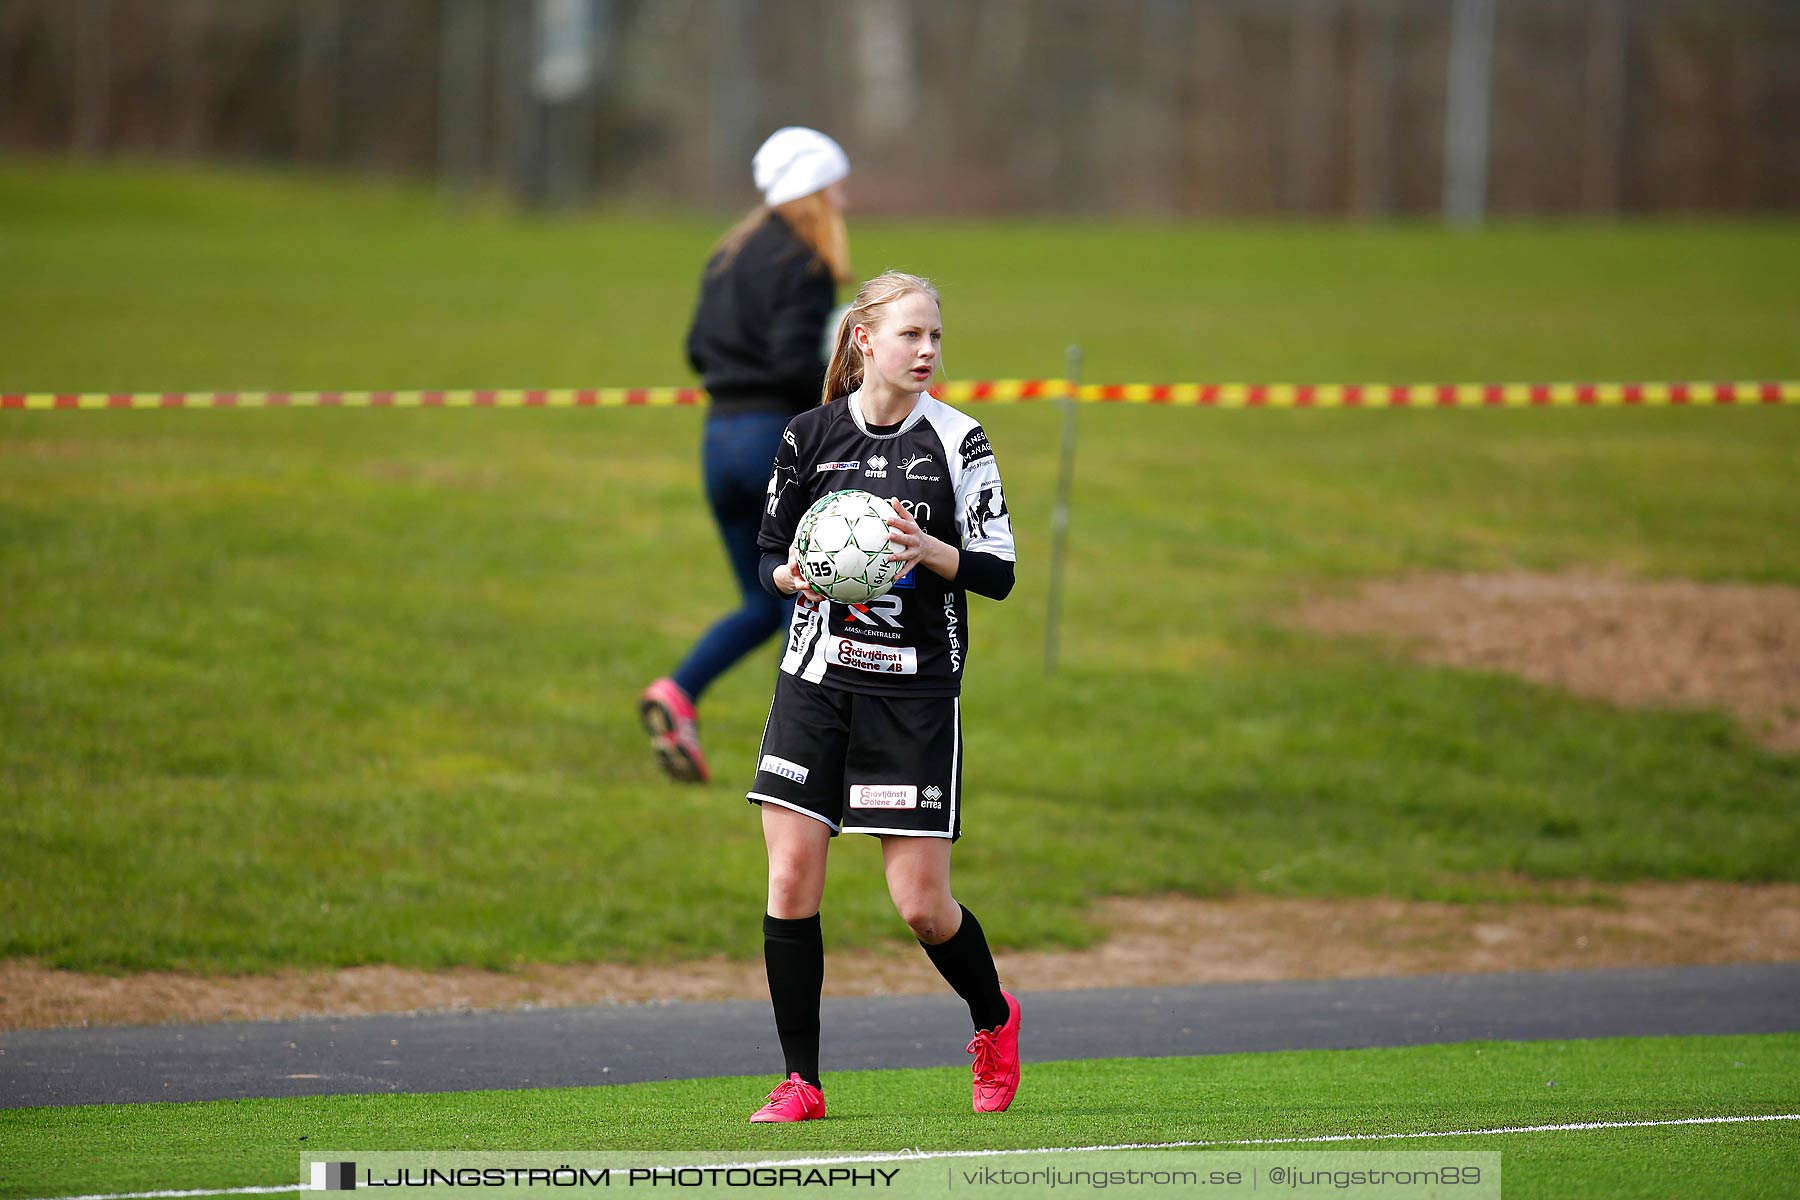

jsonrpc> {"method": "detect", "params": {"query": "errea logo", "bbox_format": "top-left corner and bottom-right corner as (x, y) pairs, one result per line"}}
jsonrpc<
(864, 454), (889, 479)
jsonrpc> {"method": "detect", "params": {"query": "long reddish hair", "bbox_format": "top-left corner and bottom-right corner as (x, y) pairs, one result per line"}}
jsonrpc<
(821, 272), (941, 406)
(710, 191), (850, 285)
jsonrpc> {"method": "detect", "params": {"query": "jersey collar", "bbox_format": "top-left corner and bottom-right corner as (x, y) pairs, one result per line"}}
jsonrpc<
(848, 388), (929, 439)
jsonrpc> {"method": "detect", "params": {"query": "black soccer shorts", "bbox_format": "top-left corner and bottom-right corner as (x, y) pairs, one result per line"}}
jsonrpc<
(747, 672), (963, 840)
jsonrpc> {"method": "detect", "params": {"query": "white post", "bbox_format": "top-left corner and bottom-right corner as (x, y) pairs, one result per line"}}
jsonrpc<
(535, 0), (600, 209)
(1443, 0), (1497, 225)
(1045, 345), (1081, 676)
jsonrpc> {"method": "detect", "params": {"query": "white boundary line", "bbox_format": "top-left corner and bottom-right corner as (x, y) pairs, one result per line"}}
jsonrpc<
(22, 1113), (1799, 1200)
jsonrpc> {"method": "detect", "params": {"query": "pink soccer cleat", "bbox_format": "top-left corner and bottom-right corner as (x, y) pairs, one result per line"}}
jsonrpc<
(748, 1073), (825, 1123)
(967, 990), (1022, 1112)
(639, 677), (709, 783)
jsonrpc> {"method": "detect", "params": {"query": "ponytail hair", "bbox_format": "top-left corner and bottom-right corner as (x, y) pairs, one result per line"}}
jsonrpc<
(710, 191), (850, 285)
(821, 271), (941, 405)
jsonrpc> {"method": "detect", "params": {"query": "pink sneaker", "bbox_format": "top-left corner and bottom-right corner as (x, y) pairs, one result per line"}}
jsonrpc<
(748, 1073), (825, 1123)
(967, 990), (1021, 1113)
(639, 678), (709, 783)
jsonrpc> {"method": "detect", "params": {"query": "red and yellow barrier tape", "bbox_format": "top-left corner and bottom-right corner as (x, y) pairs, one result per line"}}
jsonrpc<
(0, 387), (708, 411)
(3, 380), (1796, 411)
(937, 379), (1800, 408)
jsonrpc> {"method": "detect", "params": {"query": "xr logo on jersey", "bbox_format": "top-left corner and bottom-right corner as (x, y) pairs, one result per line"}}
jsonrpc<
(845, 593), (903, 628)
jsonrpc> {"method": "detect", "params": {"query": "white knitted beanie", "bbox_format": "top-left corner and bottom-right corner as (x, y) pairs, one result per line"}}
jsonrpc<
(753, 127), (850, 207)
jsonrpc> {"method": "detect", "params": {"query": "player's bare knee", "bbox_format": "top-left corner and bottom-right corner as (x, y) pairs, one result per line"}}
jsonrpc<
(899, 905), (942, 943)
(767, 864), (819, 914)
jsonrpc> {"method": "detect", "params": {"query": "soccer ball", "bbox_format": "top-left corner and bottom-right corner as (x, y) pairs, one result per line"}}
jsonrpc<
(795, 489), (903, 603)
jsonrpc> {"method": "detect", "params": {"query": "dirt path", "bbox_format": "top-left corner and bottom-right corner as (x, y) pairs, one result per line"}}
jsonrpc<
(7, 882), (1797, 1031)
(1298, 571), (1800, 750)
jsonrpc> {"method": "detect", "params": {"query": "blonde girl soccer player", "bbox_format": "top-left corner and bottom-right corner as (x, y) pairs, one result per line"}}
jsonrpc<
(742, 272), (1020, 1123)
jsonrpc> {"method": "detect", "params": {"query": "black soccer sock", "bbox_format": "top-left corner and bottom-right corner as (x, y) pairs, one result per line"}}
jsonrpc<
(762, 912), (823, 1089)
(921, 903), (1010, 1033)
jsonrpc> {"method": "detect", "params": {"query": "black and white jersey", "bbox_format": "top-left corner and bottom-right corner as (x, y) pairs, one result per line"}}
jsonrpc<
(759, 392), (1016, 697)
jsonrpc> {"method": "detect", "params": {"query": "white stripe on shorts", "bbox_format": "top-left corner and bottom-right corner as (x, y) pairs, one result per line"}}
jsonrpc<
(948, 696), (961, 835)
(748, 791), (840, 833)
(800, 600), (831, 682)
(841, 826), (953, 838)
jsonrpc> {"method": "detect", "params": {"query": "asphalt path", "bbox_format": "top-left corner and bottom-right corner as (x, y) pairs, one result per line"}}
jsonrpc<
(4, 963), (1796, 1108)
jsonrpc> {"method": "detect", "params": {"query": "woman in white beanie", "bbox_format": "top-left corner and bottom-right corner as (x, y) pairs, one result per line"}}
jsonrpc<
(640, 127), (852, 783)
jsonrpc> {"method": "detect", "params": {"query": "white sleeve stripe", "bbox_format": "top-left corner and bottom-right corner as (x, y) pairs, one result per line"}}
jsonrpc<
(915, 399), (1015, 558)
(800, 599), (831, 682)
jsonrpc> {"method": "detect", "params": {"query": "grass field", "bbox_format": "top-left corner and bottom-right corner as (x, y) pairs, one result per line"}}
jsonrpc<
(2, 1035), (1796, 1200)
(4, 400), (1800, 972)
(5, 163), (1800, 392)
(3, 165), (1798, 1200)
(3, 165), (1799, 972)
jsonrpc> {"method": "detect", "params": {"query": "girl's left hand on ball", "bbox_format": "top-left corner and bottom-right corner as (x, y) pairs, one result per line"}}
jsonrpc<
(885, 501), (925, 579)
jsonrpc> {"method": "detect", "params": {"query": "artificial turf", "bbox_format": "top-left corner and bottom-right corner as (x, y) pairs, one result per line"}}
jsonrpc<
(2, 1035), (1795, 1200)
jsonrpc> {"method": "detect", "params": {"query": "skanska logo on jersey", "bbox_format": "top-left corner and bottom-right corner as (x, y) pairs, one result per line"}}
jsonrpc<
(943, 593), (962, 672)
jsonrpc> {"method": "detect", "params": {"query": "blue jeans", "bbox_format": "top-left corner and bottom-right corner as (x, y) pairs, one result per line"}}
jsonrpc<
(671, 411), (796, 702)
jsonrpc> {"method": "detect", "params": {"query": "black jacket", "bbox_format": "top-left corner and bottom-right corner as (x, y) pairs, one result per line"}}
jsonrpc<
(685, 213), (835, 417)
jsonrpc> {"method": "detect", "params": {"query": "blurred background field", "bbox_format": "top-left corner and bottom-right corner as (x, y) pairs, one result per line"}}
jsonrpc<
(4, 165), (1800, 392)
(2, 166), (1797, 975)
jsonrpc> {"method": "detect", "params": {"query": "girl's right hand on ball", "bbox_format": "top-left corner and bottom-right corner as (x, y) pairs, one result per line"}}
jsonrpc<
(778, 553), (822, 603)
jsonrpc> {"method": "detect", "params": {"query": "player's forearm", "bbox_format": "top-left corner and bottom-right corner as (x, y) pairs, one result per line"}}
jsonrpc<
(919, 534), (1013, 601)
(918, 534), (959, 583)
(761, 549), (795, 597)
(952, 548), (1015, 600)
